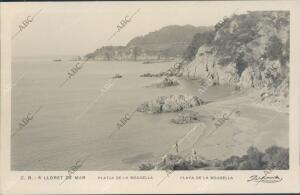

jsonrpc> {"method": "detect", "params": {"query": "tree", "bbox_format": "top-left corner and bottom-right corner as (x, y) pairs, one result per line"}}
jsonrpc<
(132, 46), (142, 61)
(262, 146), (289, 169)
(265, 35), (283, 61)
(222, 155), (240, 170)
(246, 146), (265, 169)
(104, 52), (111, 61)
(117, 46), (124, 61)
(183, 31), (215, 62)
(85, 53), (95, 60)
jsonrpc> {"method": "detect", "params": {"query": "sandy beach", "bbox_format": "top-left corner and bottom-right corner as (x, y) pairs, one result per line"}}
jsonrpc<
(163, 83), (288, 161)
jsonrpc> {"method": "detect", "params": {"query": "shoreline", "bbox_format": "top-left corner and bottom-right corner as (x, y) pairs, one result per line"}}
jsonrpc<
(138, 78), (289, 169)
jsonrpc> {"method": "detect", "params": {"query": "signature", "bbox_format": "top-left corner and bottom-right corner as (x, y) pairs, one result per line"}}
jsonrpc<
(108, 8), (141, 40)
(12, 106), (43, 137)
(11, 9), (43, 40)
(59, 155), (90, 185)
(247, 169), (283, 184)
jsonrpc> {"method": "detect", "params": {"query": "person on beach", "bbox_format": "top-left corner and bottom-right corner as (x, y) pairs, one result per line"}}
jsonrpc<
(191, 148), (197, 161)
(192, 148), (197, 156)
(175, 142), (179, 154)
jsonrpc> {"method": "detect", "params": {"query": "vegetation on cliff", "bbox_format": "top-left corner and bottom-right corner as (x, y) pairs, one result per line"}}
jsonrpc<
(180, 11), (289, 111)
(139, 145), (289, 170)
(85, 25), (211, 61)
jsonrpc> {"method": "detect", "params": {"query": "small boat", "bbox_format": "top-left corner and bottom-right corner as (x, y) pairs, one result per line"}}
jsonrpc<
(143, 60), (151, 64)
(112, 73), (122, 78)
(53, 59), (62, 62)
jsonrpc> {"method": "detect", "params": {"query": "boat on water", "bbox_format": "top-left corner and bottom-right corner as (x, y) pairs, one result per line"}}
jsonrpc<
(112, 73), (122, 78)
(143, 60), (151, 64)
(53, 59), (62, 62)
(143, 59), (174, 64)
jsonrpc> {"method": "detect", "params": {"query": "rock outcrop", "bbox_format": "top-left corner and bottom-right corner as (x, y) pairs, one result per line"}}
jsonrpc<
(178, 11), (289, 110)
(154, 154), (209, 170)
(148, 77), (179, 88)
(112, 74), (122, 79)
(140, 72), (164, 77)
(171, 110), (204, 124)
(137, 95), (204, 114)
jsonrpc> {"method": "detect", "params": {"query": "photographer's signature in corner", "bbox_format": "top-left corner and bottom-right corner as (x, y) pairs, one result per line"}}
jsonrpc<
(247, 169), (283, 184)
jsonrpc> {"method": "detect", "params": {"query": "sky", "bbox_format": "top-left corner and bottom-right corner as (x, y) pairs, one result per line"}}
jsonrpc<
(6, 1), (270, 57)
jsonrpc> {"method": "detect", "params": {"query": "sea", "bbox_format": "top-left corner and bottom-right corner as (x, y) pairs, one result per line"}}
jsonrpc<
(11, 57), (217, 170)
(11, 57), (288, 171)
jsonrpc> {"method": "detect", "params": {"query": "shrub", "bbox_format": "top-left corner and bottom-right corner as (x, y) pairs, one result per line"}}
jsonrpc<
(139, 162), (155, 170)
(222, 155), (241, 170)
(262, 146), (289, 169)
(138, 145), (288, 170)
(156, 154), (192, 170)
(238, 161), (252, 170)
(246, 146), (265, 169)
(228, 146), (289, 170)
(236, 52), (249, 76)
(183, 31), (215, 62)
(265, 36), (283, 61)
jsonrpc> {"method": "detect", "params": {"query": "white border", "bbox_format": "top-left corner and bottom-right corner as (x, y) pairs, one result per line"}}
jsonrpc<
(1, 1), (299, 194)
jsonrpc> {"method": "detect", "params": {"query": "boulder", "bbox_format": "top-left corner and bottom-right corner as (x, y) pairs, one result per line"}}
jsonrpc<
(155, 154), (192, 170)
(171, 110), (204, 124)
(139, 162), (155, 170)
(140, 72), (164, 77)
(149, 77), (179, 88)
(137, 95), (204, 114)
(238, 66), (256, 88)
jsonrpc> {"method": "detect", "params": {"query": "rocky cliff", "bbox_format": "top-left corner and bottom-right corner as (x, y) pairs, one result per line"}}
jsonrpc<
(179, 11), (289, 111)
(85, 25), (212, 61)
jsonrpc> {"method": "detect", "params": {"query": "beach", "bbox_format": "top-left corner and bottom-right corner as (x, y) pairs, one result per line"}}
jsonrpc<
(11, 58), (288, 170)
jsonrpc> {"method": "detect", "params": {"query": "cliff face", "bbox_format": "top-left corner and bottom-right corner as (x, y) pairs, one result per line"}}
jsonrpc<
(180, 11), (289, 110)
